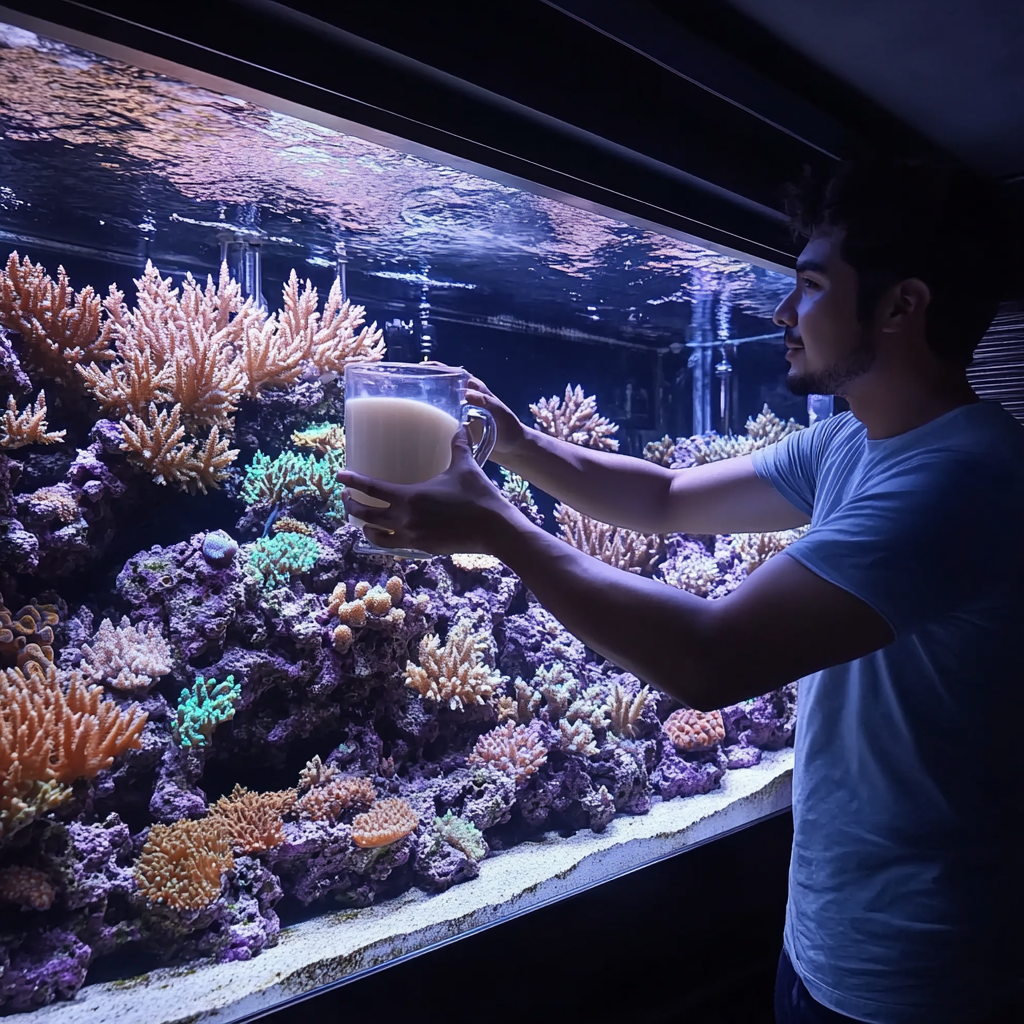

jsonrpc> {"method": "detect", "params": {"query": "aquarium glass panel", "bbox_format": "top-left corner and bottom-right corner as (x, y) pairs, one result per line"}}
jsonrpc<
(0, 18), (800, 1021)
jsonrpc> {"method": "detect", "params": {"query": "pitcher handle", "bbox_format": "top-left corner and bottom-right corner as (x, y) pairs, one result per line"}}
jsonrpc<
(463, 406), (497, 467)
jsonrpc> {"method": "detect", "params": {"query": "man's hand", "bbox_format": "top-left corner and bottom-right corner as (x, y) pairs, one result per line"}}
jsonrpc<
(465, 372), (527, 460)
(338, 428), (514, 555)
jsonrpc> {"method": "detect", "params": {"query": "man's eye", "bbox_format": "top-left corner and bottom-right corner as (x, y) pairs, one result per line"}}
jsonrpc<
(801, 277), (820, 290)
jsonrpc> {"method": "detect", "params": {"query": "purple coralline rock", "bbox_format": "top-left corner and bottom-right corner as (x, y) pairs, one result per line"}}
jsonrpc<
(412, 830), (481, 893)
(720, 683), (799, 751)
(0, 324), (31, 394)
(202, 529), (239, 567)
(499, 599), (588, 680)
(52, 814), (137, 913)
(149, 743), (209, 823)
(651, 745), (726, 800)
(0, 928), (92, 1012)
(414, 767), (517, 831)
(722, 744), (763, 769)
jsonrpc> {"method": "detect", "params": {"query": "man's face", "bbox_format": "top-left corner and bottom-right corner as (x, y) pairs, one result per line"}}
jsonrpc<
(773, 228), (876, 397)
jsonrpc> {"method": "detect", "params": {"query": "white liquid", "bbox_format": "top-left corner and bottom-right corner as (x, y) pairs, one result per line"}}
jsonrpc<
(344, 395), (460, 534)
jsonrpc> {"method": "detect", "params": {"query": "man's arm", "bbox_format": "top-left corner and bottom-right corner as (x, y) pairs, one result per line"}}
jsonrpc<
(488, 512), (894, 709)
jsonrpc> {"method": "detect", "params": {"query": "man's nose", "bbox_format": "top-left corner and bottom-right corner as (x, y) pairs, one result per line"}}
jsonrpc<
(773, 290), (798, 328)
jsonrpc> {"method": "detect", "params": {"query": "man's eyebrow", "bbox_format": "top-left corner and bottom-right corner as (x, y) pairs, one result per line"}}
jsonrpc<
(795, 259), (829, 275)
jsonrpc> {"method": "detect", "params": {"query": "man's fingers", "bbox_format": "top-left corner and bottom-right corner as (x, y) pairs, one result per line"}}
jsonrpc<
(336, 471), (397, 503)
(341, 494), (394, 525)
(361, 524), (400, 547)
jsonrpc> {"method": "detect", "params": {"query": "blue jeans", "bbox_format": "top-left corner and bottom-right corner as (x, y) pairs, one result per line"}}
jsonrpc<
(774, 949), (1024, 1024)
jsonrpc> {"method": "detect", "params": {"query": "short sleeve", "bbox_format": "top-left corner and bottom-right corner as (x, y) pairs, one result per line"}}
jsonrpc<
(751, 417), (833, 515)
(782, 454), (1011, 636)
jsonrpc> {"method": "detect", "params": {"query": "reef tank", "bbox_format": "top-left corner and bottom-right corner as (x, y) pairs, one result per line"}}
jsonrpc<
(0, 14), (806, 1022)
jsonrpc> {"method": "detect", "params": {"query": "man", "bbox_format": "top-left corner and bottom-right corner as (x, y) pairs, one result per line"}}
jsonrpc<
(340, 160), (1024, 1024)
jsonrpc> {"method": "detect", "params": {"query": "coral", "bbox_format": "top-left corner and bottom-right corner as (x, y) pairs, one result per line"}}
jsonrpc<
(272, 516), (315, 536)
(207, 784), (295, 854)
(670, 405), (804, 469)
(173, 674), (241, 748)
(554, 502), (663, 575)
(0, 392), (65, 449)
(240, 448), (345, 518)
(0, 594), (59, 668)
(404, 616), (507, 711)
(291, 421), (346, 453)
(134, 817), (234, 910)
(431, 810), (487, 861)
(663, 707), (726, 753)
(0, 252), (117, 382)
(76, 616), (172, 694)
(558, 719), (599, 757)
(246, 532), (320, 590)
(1, 661), (147, 839)
(498, 467), (544, 526)
(642, 435), (676, 467)
(332, 624), (355, 652)
(295, 776), (376, 821)
(725, 527), (808, 575)
(530, 383), (619, 451)
(351, 797), (419, 848)
(201, 529), (239, 567)
(326, 577), (406, 646)
(450, 552), (503, 572)
(0, 866), (56, 910)
(469, 722), (548, 785)
(296, 755), (339, 792)
(607, 683), (651, 738)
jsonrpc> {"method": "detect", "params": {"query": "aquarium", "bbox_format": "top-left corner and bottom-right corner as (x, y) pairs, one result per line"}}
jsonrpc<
(0, 14), (803, 1022)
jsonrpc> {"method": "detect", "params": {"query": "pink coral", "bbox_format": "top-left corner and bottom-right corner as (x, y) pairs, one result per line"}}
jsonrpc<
(469, 722), (548, 786)
(663, 708), (726, 752)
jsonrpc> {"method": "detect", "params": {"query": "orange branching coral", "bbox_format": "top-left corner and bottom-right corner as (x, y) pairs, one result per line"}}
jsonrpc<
(296, 755), (339, 792)
(327, 578), (406, 648)
(469, 722), (548, 785)
(272, 517), (315, 536)
(296, 776), (376, 822)
(530, 384), (619, 451)
(0, 252), (118, 381)
(207, 783), (295, 855)
(0, 594), (59, 669)
(78, 345), (170, 419)
(134, 818), (233, 910)
(0, 392), (65, 449)
(554, 503), (663, 576)
(404, 617), (507, 712)
(663, 708), (726, 753)
(351, 797), (418, 848)
(1, 660), (147, 839)
(0, 865), (56, 910)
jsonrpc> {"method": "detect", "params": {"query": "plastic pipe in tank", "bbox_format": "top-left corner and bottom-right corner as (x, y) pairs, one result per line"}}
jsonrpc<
(807, 393), (835, 424)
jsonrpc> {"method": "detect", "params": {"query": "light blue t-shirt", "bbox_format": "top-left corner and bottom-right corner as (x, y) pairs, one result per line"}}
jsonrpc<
(752, 401), (1024, 1024)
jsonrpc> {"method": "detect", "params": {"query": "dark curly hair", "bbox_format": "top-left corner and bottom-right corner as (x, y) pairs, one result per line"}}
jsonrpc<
(785, 159), (1022, 367)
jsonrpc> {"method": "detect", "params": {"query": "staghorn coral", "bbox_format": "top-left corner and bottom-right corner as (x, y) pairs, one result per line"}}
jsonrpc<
(77, 616), (172, 694)
(642, 435), (676, 467)
(530, 384), (619, 451)
(134, 817), (234, 911)
(173, 674), (241, 748)
(1, 660), (147, 839)
(0, 252), (118, 381)
(607, 683), (651, 738)
(291, 422), (345, 453)
(498, 467), (544, 526)
(671, 405), (804, 469)
(663, 707), (726, 753)
(0, 594), (59, 668)
(404, 616), (507, 712)
(246, 533), (320, 590)
(0, 866), (56, 911)
(295, 776), (376, 822)
(558, 719), (599, 758)
(296, 755), (339, 792)
(660, 546), (723, 598)
(207, 784), (295, 854)
(240, 448), (345, 519)
(725, 527), (808, 575)
(0, 392), (65, 449)
(351, 797), (418, 848)
(469, 721), (548, 785)
(554, 503), (663, 576)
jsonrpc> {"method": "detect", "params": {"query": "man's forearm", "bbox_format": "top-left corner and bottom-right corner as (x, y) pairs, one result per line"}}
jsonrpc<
(487, 509), (753, 710)
(496, 427), (676, 533)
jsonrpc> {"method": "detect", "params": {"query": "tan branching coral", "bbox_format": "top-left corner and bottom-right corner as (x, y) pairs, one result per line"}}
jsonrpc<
(0, 595), (59, 669)
(663, 708), (726, 752)
(554, 503), (663, 576)
(450, 553), (502, 572)
(607, 683), (651, 738)
(530, 384), (619, 451)
(0, 865), (56, 910)
(470, 722), (548, 785)
(660, 551), (722, 598)
(207, 783), (295, 855)
(726, 528), (808, 575)
(272, 516), (315, 536)
(327, 578), (405, 652)
(291, 422), (346, 453)
(134, 818), (233, 910)
(642, 435), (676, 467)
(558, 719), (599, 757)
(296, 776), (376, 822)
(679, 405), (805, 467)
(77, 616), (172, 694)
(404, 617), (507, 712)
(0, 252), (118, 381)
(1, 392), (65, 449)
(351, 797), (418, 848)
(1, 660), (147, 838)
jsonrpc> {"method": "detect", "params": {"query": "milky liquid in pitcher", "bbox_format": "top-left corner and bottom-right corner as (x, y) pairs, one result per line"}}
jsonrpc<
(344, 395), (461, 533)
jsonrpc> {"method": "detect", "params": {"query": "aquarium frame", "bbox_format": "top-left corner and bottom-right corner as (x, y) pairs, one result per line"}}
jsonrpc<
(0, 1), (796, 280)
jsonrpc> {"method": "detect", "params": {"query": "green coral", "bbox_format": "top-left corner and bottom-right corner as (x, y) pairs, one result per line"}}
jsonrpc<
(246, 532), (321, 590)
(174, 674), (241, 748)
(432, 810), (487, 862)
(241, 447), (346, 520)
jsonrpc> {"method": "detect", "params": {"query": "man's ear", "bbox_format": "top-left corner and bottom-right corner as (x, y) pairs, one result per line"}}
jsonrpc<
(882, 278), (931, 332)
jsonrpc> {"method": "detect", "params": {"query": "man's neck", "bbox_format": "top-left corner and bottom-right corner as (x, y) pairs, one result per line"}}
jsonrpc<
(843, 365), (979, 440)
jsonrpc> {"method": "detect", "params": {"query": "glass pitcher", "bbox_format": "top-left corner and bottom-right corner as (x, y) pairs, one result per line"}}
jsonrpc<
(343, 362), (497, 558)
